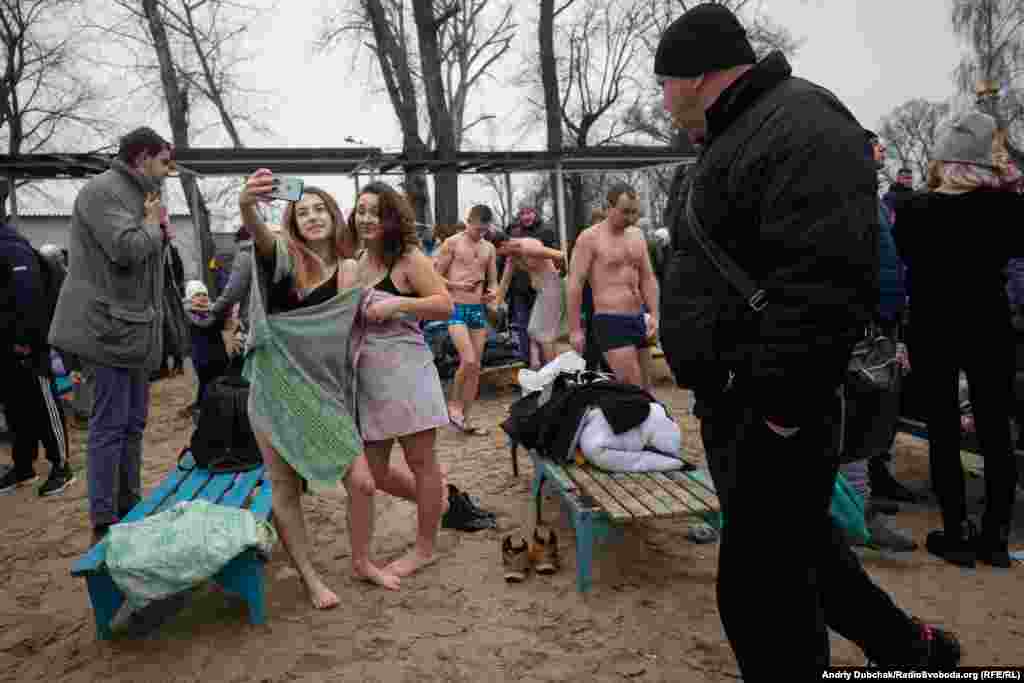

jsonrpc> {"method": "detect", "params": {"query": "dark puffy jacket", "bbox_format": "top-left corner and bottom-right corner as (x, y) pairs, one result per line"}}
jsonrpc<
(660, 52), (878, 427)
(877, 200), (906, 323)
(0, 222), (51, 374)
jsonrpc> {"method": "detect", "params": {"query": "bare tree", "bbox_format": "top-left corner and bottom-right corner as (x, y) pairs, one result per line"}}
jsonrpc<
(103, 0), (272, 289)
(536, 0), (653, 245)
(317, 0), (432, 224)
(878, 98), (951, 187)
(950, 0), (1024, 164)
(318, 0), (515, 226)
(0, 0), (108, 217)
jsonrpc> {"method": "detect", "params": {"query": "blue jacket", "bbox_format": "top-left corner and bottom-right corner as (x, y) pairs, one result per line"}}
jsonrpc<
(877, 200), (906, 323)
(0, 222), (48, 360)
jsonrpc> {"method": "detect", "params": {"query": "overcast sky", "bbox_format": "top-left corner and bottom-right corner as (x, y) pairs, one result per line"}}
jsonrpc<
(20, 0), (969, 223)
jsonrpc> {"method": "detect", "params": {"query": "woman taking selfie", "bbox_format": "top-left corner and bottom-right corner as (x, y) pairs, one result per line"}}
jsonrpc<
(238, 169), (402, 604)
(348, 181), (453, 578)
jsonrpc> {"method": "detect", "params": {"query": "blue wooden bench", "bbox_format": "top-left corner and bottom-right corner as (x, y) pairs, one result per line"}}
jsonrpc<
(520, 444), (721, 593)
(71, 452), (272, 640)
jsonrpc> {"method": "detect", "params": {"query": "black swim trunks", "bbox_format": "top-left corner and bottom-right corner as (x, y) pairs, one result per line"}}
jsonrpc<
(591, 312), (649, 353)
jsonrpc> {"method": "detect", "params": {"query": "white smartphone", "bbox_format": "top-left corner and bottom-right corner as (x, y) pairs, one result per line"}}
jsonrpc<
(268, 176), (304, 203)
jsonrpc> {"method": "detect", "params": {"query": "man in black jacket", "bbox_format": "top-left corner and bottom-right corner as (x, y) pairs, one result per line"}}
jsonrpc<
(655, 4), (960, 674)
(0, 204), (75, 497)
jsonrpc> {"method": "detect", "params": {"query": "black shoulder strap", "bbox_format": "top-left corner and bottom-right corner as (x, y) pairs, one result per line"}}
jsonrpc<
(685, 184), (767, 312)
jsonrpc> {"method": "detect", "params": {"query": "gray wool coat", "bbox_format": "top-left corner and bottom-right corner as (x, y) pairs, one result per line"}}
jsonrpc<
(49, 160), (167, 370)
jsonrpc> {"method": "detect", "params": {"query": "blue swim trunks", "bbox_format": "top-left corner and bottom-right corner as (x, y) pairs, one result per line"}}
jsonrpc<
(448, 303), (487, 330)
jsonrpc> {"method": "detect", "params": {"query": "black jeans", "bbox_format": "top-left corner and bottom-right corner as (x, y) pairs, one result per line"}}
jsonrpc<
(699, 381), (920, 676)
(914, 330), (1018, 537)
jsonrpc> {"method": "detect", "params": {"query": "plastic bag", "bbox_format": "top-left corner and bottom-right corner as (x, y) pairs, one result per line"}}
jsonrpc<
(517, 350), (586, 394)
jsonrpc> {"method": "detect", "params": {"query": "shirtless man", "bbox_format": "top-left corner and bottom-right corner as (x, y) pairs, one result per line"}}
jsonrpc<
(567, 183), (660, 390)
(434, 204), (498, 435)
(491, 232), (565, 367)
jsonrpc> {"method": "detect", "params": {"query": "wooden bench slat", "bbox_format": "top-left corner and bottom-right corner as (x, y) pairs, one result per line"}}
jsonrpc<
(665, 470), (719, 511)
(565, 466), (633, 521)
(648, 472), (711, 516)
(542, 458), (581, 494)
(608, 473), (671, 517)
(219, 468), (265, 508)
(625, 473), (695, 517)
(195, 473), (236, 504)
(172, 467), (215, 506)
(249, 480), (273, 520)
(581, 468), (651, 519)
(684, 468), (718, 496)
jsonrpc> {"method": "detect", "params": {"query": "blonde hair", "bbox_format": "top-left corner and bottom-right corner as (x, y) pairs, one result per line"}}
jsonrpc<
(590, 207), (607, 224)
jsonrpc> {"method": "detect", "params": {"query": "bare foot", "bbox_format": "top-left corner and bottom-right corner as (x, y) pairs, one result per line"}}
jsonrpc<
(301, 572), (340, 609)
(353, 561), (401, 591)
(386, 549), (439, 578)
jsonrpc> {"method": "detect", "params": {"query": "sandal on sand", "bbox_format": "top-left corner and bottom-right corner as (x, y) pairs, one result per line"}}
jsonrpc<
(502, 536), (531, 583)
(529, 527), (560, 575)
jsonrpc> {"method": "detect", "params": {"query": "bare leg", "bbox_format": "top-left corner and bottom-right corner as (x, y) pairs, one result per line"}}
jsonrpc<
(447, 324), (479, 425)
(637, 347), (654, 393)
(539, 342), (558, 367)
(530, 340), (543, 370)
(463, 327), (488, 424)
(344, 452), (400, 591)
(385, 429), (444, 578)
(375, 456), (450, 515)
(602, 346), (645, 388)
(254, 430), (340, 609)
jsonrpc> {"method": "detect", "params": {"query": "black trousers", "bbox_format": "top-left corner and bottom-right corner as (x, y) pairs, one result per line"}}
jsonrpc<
(700, 381), (920, 676)
(1, 355), (67, 476)
(913, 329), (1018, 537)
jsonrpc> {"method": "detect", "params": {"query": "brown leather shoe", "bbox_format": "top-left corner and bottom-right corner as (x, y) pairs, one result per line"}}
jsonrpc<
(528, 527), (560, 575)
(502, 536), (530, 583)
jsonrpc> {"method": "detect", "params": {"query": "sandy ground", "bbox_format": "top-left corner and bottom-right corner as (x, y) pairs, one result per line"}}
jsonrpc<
(1, 366), (1022, 682)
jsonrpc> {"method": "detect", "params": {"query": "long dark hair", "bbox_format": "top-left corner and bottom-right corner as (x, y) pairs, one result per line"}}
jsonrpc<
(348, 181), (419, 268)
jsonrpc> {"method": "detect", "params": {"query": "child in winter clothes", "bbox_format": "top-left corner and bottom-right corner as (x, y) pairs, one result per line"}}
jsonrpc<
(184, 280), (236, 412)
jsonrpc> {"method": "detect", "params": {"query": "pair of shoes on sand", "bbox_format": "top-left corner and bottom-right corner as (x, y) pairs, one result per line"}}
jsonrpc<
(442, 484), (497, 531)
(503, 527), (559, 582)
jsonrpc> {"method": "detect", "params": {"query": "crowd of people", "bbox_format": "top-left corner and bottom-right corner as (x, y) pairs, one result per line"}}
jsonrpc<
(4, 2), (1023, 674)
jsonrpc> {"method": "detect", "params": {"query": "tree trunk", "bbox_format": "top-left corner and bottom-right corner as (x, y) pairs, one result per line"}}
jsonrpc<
(539, 0), (563, 231)
(141, 0), (215, 291)
(411, 0), (459, 226)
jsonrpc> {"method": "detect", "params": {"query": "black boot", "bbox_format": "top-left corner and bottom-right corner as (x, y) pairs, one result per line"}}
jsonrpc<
(869, 456), (918, 503)
(926, 519), (977, 568)
(976, 523), (1012, 568)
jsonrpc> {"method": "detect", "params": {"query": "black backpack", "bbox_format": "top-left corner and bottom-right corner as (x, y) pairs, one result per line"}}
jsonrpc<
(181, 375), (263, 473)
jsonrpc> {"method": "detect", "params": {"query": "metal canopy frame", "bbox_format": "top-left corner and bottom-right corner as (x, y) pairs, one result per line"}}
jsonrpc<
(0, 145), (695, 254)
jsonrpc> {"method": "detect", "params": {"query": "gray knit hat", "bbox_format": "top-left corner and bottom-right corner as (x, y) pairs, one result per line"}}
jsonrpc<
(933, 112), (998, 168)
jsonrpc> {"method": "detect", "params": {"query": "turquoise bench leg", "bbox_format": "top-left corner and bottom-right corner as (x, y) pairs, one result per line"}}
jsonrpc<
(531, 466), (546, 526)
(573, 510), (595, 593)
(85, 573), (124, 640)
(215, 549), (266, 626)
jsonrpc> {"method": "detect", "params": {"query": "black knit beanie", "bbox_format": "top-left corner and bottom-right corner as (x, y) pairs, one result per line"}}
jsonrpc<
(654, 3), (756, 79)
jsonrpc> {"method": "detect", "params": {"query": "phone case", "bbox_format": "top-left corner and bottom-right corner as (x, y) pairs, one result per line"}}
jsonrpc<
(271, 177), (304, 202)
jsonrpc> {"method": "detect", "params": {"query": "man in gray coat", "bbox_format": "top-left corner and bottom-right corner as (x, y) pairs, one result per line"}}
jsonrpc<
(49, 127), (174, 543)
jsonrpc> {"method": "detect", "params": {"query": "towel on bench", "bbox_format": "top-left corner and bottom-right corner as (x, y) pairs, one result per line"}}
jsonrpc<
(104, 500), (277, 630)
(578, 403), (683, 472)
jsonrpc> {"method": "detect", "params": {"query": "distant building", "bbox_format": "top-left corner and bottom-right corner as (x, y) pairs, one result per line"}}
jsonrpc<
(11, 209), (201, 280)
